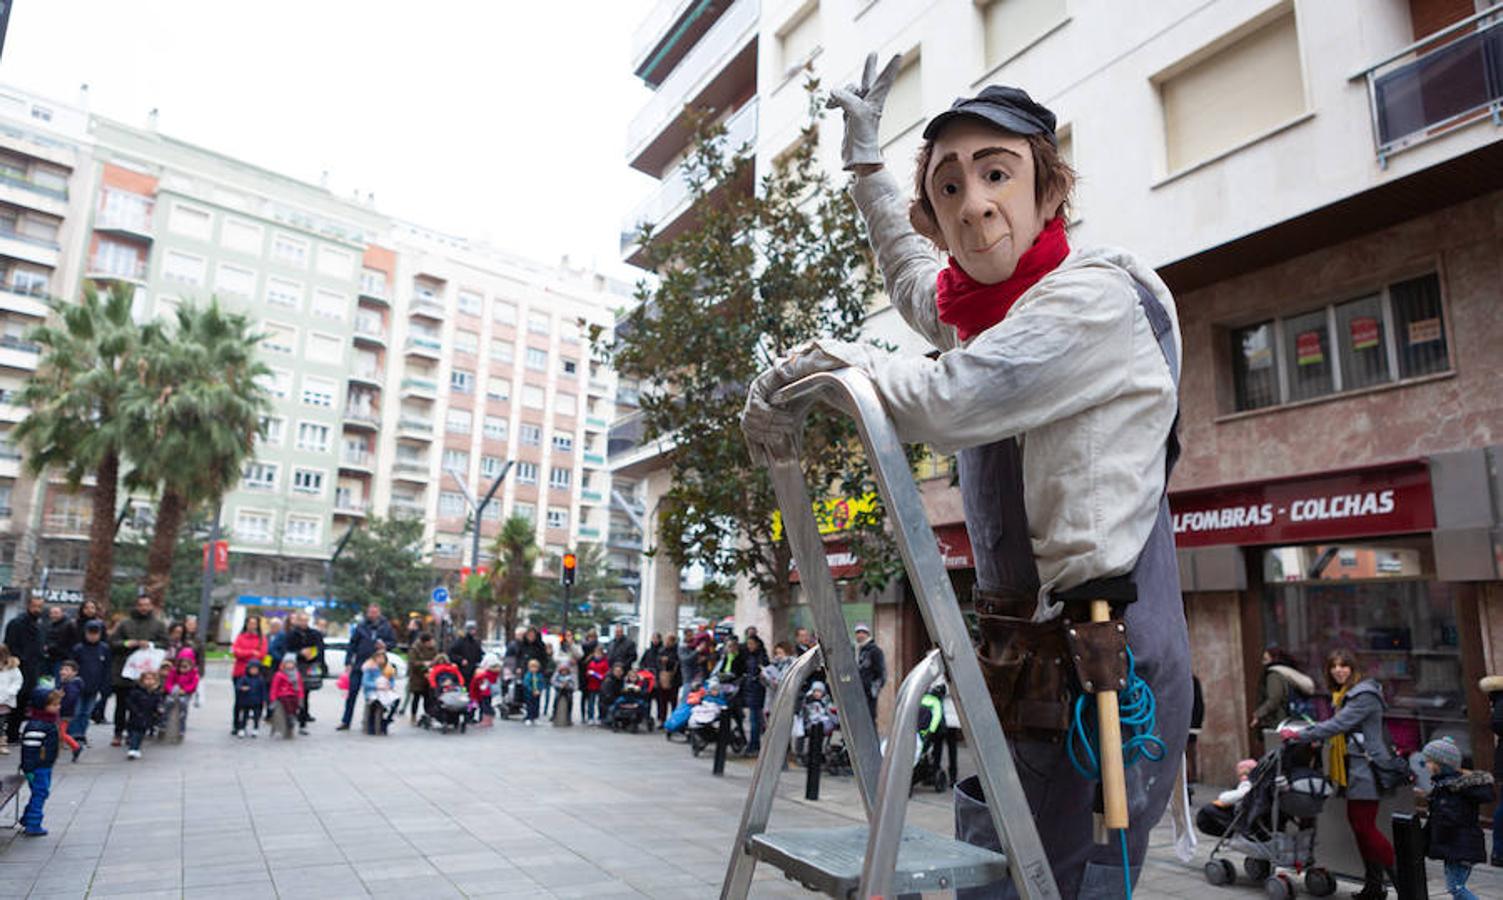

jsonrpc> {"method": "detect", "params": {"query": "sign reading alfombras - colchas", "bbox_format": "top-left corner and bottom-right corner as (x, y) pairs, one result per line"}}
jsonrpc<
(1168, 459), (1436, 548)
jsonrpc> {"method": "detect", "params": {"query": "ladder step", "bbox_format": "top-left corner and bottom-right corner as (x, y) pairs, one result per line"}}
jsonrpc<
(749, 825), (1010, 898)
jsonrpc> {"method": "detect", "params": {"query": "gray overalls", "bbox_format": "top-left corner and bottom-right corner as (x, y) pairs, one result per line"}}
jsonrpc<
(955, 284), (1192, 899)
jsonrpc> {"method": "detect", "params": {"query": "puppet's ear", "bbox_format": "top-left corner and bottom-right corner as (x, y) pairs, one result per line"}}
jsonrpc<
(909, 199), (945, 251)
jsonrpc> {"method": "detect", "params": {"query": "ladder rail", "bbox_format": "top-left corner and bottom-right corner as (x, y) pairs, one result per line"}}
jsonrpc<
(766, 369), (1061, 900)
(859, 648), (945, 899)
(720, 644), (827, 900)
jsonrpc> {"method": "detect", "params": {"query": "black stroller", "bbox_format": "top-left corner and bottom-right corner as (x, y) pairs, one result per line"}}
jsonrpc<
(608, 687), (651, 733)
(494, 669), (527, 720)
(1199, 739), (1336, 897)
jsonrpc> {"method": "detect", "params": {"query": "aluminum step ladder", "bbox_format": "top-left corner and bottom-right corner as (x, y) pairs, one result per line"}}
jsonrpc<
(722, 369), (1060, 900)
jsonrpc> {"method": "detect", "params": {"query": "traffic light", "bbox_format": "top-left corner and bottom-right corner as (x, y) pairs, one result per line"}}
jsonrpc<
(561, 552), (577, 586)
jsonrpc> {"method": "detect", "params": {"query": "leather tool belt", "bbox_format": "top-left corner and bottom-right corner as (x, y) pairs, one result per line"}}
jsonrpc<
(973, 586), (1130, 742)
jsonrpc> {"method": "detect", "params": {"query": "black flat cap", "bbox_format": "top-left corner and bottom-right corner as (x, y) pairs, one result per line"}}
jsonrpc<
(922, 85), (1057, 145)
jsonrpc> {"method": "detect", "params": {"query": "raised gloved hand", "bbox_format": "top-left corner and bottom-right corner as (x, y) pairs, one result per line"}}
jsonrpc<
(740, 340), (880, 459)
(825, 52), (902, 171)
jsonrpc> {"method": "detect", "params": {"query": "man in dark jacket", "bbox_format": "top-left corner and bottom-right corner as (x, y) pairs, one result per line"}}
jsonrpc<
(284, 612), (327, 727)
(108, 593), (169, 746)
(854, 623), (886, 722)
(449, 621), (484, 684)
(638, 633), (665, 673)
(69, 619), (111, 743)
(44, 606), (75, 678)
(607, 625), (637, 671)
(338, 603), (397, 730)
(3, 594), (45, 743)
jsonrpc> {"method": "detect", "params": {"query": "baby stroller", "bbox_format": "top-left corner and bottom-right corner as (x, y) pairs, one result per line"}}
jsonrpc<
(687, 680), (746, 756)
(433, 688), (472, 733)
(608, 687), (651, 733)
(494, 668), (527, 720)
(1200, 737), (1335, 898)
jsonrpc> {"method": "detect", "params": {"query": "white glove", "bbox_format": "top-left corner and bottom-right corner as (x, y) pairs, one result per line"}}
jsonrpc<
(825, 52), (901, 171)
(740, 340), (879, 459)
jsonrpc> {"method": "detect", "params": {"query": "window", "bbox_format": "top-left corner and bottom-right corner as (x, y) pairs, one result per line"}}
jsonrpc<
(445, 408), (473, 434)
(981, 0), (1067, 70)
(273, 233), (309, 266)
(457, 290), (482, 315)
(450, 369), (475, 394)
(481, 455), (504, 478)
(291, 468), (325, 496)
(519, 423), (542, 446)
(483, 415), (508, 441)
(223, 217), (263, 254)
(513, 501), (536, 523)
(1158, 10), (1305, 173)
(242, 462), (278, 491)
(442, 448), (469, 473)
(312, 289), (347, 321)
(493, 301), (517, 325)
(168, 202), (212, 240)
(301, 377), (337, 408)
(266, 277), (303, 309)
(306, 333), (343, 365)
(561, 357), (578, 376)
(439, 492), (466, 517)
(9, 266), (48, 295)
(434, 537), (462, 558)
(481, 502), (502, 521)
(490, 340), (515, 364)
(525, 347), (549, 371)
(553, 392), (577, 416)
(215, 264), (256, 297)
(546, 507), (568, 529)
(262, 323), (296, 355)
(560, 319), (581, 343)
(235, 509), (273, 543)
(163, 250), (206, 285)
(778, 3), (822, 77)
(296, 422), (331, 452)
(515, 462), (539, 484)
(285, 516), (321, 546)
(552, 433), (574, 452)
(258, 369), (291, 399)
(260, 416), (285, 447)
(527, 310), (550, 335)
(486, 377), (510, 402)
(549, 467), (572, 489)
(316, 246), (353, 279)
(454, 329), (479, 354)
(522, 385), (545, 409)
(1226, 273), (1448, 413)
(360, 268), (388, 297)
(878, 54), (922, 146)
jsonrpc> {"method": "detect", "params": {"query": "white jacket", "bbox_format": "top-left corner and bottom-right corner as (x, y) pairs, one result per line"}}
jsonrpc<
(0, 665), (22, 709)
(810, 169), (1181, 619)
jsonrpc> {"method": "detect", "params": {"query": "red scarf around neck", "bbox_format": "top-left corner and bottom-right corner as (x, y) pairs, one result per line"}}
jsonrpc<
(935, 216), (1069, 342)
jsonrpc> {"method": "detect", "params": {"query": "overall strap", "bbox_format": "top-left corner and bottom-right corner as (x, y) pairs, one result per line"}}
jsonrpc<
(1131, 280), (1181, 479)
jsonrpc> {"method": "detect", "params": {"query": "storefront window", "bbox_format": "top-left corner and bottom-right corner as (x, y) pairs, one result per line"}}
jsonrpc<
(1261, 539), (1467, 760)
(1231, 321), (1279, 411)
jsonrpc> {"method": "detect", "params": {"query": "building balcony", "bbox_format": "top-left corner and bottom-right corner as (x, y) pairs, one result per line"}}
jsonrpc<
(86, 256), (147, 284)
(348, 367), (383, 389)
(358, 282), (390, 307)
(410, 297), (445, 320)
(581, 490), (604, 503)
(333, 496), (370, 517)
(622, 98), (758, 265)
(608, 529), (644, 550)
(0, 229), (61, 269)
(393, 459), (430, 482)
(0, 170), (67, 203)
(339, 450), (376, 474)
(94, 209), (154, 242)
(352, 319), (386, 347)
(0, 388), (24, 423)
(0, 282), (52, 318)
(585, 416), (609, 431)
(400, 377), (438, 399)
(397, 417), (434, 440)
(342, 407), (380, 431)
(583, 452), (606, 466)
(404, 335), (442, 359)
(626, 0), (758, 174)
(587, 378), (612, 396)
(390, 499), (425, 517)
(578, 525), (601, 539)
(43, 514), (91, 537)
(1361, 6), (1503, 164)
(0, 335), (41, 371)
(0, 454), (19, 479)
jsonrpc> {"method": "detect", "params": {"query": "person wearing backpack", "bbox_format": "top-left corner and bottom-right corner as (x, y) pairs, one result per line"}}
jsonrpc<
(1251, 645), (1316, 731)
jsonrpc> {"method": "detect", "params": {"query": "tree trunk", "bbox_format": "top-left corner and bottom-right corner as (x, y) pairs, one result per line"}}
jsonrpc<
(82, 449), (120, 612)
(143, 487), (188, 609)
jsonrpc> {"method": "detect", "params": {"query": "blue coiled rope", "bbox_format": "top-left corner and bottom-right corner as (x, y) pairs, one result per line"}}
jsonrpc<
(1064, 645), (1164, 900)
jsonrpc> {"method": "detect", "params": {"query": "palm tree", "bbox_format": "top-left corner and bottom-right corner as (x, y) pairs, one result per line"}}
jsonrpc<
(124, 300), (270, 607)
(14, 281), (144, 609)
(484, 515), (539, 638)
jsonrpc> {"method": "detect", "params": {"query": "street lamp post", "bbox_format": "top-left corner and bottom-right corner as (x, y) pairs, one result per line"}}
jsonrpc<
(195, 504), (221, 646)
(323, 523), (360, 614)
(446, 461), (513, 622)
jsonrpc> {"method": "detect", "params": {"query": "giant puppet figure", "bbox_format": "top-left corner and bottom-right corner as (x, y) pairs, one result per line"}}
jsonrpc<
(743, 55), (1192, 898)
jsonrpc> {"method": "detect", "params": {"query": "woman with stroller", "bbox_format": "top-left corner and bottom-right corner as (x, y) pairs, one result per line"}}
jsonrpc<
(551, 635), (576, 719)
(407, 633), (438, 724)
(1280, 649), (1396, 899)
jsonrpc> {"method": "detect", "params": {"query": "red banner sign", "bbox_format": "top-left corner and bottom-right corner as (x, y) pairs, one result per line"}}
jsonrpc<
(1349, 316), (1380, 350)
(1169, 460), (1434, 548)
(202, 539), (229, 573)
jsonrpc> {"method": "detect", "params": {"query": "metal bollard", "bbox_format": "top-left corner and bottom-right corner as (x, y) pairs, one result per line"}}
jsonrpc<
(713, 706), (731, 776)
(805, 720), (823, 800)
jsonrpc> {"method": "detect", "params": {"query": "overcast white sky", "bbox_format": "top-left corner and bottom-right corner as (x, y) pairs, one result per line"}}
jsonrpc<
(1, 0), (659, 282)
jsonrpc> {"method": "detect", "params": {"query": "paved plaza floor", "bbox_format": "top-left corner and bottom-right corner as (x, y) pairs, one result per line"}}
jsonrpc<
(1, 672), (1499, 898)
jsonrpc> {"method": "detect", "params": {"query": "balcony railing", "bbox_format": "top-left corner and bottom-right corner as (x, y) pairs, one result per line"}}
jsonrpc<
(95, 209), (153, 234)
(398, 417), (433, 433)
(44, 514), (91, 534)
(404, 336), (442, 355)
(1, 281), (55, 304)
(0, 334), (40, 353)
(88, 256), (147, 280)
(334, 496), (371, 515)
(341, 449), (374, 467)
(411, 297), (445, 317)
(353, 319), (386, 340)
(394, 459), (429, 475)
(0, 170), (67, 201)
(0, 443), (22, 460)
(343, 407), (380, 425)
(1360, 6), (1503, 164)
(401, 377), (438, 394)
(0, 227), (60, 252)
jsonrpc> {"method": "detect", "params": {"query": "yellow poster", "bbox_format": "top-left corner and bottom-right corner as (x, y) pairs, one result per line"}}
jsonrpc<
(771, 493), (880, 541)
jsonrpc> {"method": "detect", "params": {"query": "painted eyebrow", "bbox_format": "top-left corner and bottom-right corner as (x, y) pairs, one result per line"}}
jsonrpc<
(930, 146), (1022, 179)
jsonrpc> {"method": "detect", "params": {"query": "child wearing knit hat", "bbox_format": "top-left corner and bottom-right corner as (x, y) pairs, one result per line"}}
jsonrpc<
(1421, 736), (1494, 899)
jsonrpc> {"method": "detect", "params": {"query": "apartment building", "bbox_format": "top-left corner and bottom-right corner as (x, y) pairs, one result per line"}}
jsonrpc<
(0, 86), (631, 627)
(623, 0), (1503, 782)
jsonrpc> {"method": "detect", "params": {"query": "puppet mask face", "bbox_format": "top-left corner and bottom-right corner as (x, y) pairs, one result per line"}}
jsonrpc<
(925, 120), (1051, 285)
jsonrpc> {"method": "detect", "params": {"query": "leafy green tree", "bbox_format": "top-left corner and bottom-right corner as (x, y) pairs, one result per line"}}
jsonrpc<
(14, 281), (144, 609)
(609, 87), (909, 611)
(331, 516), (435, 618)
(481, 516), (538, 639)
(125, 300), (270, 607)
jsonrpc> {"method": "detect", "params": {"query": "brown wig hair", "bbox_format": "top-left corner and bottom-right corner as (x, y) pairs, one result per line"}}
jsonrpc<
(909, 132), (1076, 249)
(1323, 648), (1364, 692)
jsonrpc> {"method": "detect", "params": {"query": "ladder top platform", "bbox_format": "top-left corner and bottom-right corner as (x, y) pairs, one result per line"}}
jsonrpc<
(750, 825), (1011, 898)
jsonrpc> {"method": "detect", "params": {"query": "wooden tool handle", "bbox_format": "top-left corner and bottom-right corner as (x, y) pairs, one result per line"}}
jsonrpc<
(1092, 599), (1129, 831)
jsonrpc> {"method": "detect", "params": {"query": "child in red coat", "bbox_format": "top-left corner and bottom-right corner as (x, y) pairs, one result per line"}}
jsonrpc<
(269, 655), (304, 736)
(583, 647), (609, 725)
